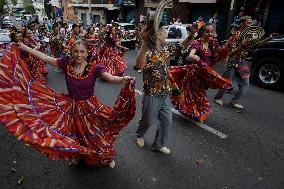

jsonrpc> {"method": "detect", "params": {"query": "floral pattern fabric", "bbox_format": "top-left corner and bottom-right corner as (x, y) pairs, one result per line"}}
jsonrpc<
(143, 46), (172, 96)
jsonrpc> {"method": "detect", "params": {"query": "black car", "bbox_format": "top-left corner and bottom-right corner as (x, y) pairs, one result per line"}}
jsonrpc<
(248, 35), (284, 89)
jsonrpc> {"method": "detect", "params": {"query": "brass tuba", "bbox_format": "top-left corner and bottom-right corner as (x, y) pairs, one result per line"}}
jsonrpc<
(238, 26), (265, 51)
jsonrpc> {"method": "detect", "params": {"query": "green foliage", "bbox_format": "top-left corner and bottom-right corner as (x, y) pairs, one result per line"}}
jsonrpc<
(44, 0), (52, 19)
(23, 0), (36, 14)
(11, 0), (17, 6)
(0, 0), (7, 17)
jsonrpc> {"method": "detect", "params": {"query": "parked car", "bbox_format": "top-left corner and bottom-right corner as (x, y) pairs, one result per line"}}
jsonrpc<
(165, 24), (190, 65)
(113, 22), (136, 49)
(1, 19), (14, 29)
(0, 34), (11, 59)
(0, 29), (10, 36)
(248, 35), (284, 89)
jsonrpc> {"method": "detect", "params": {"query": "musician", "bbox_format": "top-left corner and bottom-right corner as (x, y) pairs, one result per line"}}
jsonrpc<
(213, 16), (275, 109)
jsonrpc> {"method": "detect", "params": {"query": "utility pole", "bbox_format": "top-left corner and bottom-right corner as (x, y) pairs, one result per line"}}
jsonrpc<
(88, 0), (92, 25)
(225, 0), (237, 39)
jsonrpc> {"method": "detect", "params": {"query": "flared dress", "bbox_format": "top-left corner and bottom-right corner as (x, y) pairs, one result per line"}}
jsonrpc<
(99, 37), (127, 76)
(170, 38), (232, 122)
(0, 45), (136, 166)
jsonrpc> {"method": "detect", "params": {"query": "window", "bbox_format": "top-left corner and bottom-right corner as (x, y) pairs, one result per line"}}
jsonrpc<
(168, 27), (182, 39)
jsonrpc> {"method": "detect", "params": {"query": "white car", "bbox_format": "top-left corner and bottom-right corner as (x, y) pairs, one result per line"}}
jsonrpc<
(165, 25), (191, 65)
(0, 29), (10, 36)
(0, 35), (11, 58)
(113, 22), (137, 49)
(165, 24), (189, 44)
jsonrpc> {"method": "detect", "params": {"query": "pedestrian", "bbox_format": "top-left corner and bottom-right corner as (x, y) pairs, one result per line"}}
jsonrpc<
(134, 20), (174, 154)
(209, 12), (219, 37)
(233, 10), (244, 26)
(174, 17), (182, 25)
(170, 17), (176, 25)
(0, 40), (136, 168)
(252, 14), (263, 27)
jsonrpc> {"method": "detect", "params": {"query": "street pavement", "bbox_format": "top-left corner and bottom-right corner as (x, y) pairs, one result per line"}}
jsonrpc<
(0, 49), (283, 189)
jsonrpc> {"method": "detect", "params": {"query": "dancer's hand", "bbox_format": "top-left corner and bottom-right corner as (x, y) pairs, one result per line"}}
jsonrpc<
(123, 47), (129, 51)
(121, 76), (134, 83)
(191, 55), (200, 62)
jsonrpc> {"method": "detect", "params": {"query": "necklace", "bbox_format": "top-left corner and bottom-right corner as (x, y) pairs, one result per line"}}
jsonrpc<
(67, 60), (96, 80)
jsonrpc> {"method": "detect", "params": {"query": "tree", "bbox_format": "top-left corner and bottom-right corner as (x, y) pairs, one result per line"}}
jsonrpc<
(23, 0), (36, 14)
(11, 0), (17, 6)
(44, 0), (52, 19)
(0, 0), (8, 20)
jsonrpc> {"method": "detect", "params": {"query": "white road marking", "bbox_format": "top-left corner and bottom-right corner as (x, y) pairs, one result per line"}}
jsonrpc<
(135, 89), (143, 96)
(135, 89), (228, 139)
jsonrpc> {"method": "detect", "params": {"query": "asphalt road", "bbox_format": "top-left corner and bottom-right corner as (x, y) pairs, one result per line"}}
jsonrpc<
(0, 50), (283, 189)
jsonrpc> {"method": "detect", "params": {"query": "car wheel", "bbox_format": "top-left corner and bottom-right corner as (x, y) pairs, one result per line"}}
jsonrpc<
(251, 57), (284, 89)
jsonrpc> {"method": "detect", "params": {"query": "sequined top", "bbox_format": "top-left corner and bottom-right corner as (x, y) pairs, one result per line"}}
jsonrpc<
(50, 32), (64, 53)
(105, 36), (117, 48)
(191, 38), (219, 67)
(57, 56), (106, 100)
(143, 45), (172, 96)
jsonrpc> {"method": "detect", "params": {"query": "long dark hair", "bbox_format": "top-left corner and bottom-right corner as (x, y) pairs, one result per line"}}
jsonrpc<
(106, 26), (116, 38)
(87, 25), (94, 34)
(195, 24), (216, 62)
(10, 30), (22, 42)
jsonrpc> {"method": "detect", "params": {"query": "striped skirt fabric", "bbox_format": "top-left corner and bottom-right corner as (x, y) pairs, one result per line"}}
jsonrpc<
(99, 45), (127, 76)
(0, 45), (136, 166)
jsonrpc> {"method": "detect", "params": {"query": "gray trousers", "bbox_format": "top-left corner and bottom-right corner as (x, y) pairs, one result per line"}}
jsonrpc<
(214, 66), (249, 104)
(136, 95), (172, 150)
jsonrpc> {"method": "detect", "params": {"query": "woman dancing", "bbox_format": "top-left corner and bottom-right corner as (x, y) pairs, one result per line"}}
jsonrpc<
(99, 26), (129, 76)
(0, 40), (136, 168)
(22, 27), (48, 84)
(170, 24), (236, 123)
(84, 25), (100, 61)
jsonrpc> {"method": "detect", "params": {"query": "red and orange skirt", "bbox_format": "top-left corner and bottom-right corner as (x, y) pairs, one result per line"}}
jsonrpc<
(170, 64), (232, 122)
(0, 45), (136, 166)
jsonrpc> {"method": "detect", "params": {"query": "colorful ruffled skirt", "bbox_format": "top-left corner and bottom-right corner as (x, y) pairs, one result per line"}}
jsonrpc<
(88, 44), (100, 62)
(170, 64), (232, 122)
(24, 54), (48, 84)
(98, 45), (127, 76)
(0, 45), (136, 166)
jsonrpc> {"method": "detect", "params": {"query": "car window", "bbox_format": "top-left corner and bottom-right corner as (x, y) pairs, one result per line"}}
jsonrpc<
(0, 35), (11, 42)
(168, 27), (183, 39)
(123, 25), (135, 30)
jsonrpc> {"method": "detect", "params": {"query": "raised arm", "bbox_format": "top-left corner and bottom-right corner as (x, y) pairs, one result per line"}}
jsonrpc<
(18, 43), (59, 68)
(181, 31), (195, 49)
(135, 42), (147, 70)
(255, 33), (278, 48)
